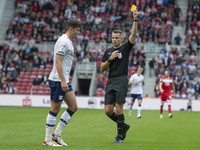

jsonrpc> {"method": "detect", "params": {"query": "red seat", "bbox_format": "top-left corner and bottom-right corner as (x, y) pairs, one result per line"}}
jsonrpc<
(37, 71), (44, 76)
(25, 71), (32, 75)
(31, 71), (38, 76)
(30, 75), (37, 79)
(46, 64), (52, 69)
(17, 78), (24, 82)
(33, 68), (38, 72)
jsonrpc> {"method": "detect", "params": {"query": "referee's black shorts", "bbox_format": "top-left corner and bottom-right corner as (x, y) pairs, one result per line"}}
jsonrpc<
(105, 75), (128, 105)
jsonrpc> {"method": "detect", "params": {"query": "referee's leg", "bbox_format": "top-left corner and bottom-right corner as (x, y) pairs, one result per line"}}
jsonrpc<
(115, 103), (130, 141)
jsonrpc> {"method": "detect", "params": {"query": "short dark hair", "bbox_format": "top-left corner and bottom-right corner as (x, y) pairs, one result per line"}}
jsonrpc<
(112, 30), (122, 34)
(66, 19), (81, 31)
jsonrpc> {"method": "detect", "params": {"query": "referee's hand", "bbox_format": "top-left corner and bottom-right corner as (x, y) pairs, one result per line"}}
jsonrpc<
(133, 9), (138, 20)
(110, 50), (119, 60)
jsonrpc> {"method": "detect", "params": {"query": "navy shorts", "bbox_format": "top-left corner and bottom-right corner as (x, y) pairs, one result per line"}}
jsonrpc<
(49, 80), (73, 102)
(131, 94), (143, 101)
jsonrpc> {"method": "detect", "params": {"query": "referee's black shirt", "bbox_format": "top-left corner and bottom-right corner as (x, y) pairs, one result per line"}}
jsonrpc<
(101, 40), (134, 78)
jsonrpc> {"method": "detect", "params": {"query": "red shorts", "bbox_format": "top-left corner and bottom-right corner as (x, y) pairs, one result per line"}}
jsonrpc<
(161, 93), (171, 101)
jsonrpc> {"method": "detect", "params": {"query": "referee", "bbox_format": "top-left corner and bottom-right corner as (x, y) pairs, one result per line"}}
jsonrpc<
(100, 9), (138, 143)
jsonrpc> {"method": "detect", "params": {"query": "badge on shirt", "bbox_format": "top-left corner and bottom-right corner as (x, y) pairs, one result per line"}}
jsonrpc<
(118, 53), (122, 59)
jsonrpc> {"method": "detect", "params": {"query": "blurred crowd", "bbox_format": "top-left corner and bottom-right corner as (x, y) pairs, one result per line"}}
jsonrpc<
(2, 0), (200, 98)
(0, 43), (54, 94)
(6, 0), (176, 46)
(185, 1), (200, 50)
(153, 45), (200, 100)
(152, 0), (200, 99)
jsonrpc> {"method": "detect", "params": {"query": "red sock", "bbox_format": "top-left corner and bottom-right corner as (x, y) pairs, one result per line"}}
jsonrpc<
(160, 105), (163, 114)
(168, 105), (171, 114)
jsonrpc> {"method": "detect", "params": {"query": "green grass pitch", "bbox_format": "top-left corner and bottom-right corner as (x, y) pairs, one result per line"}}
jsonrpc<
(0, 106), (200, 150)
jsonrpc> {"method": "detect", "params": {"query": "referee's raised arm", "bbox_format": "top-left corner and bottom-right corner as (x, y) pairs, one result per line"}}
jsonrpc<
(129, 9), (138, 44)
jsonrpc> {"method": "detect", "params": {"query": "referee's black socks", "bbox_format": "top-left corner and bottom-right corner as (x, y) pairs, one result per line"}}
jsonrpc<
(109, 112), (117, 123)
(117, 114), (124, 138)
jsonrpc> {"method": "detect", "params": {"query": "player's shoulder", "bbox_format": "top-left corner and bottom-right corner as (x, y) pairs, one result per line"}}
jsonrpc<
(132, 73), (137, 77)
(129, 73), (136, 79)
(169, 77), (173, 80)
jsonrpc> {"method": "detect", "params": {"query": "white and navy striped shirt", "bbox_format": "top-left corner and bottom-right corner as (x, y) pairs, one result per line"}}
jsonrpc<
(49, 34), (74, 83)
(129, 73), (144, 94)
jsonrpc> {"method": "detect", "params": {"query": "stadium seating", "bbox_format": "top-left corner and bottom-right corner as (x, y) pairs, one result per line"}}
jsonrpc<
(4, 0), (199, 99)
(6, 0), (174, 45)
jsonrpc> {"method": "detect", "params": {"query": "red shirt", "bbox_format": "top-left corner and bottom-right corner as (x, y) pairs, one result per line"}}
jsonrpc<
(160, 77), (173, 94)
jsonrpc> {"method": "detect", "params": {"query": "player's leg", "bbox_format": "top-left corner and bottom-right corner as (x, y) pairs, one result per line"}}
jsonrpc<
(160, 94), (166, 118)
(43, 81), (63, 147)
(137, 95), (143, 118)
(44, 101), (62, 146)
(129, 94), (135, 116)
(53, 88), (77, 146)
(167, 99), (172, 118)
(160, 101), (165, 118)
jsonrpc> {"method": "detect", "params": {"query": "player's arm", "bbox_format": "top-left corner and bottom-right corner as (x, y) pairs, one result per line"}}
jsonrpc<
(142, 78), (145, 85)
(128, 76), (139, 85)
(100, 50), (119, 72)
(128, 81), (139, 85)
(56, 55), (69, 92)
(128, 9), (138, 44)
(159, 81), (163, 93)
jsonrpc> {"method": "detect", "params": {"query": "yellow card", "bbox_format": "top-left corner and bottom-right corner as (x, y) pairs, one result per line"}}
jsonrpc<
(130, 4), (137, 12)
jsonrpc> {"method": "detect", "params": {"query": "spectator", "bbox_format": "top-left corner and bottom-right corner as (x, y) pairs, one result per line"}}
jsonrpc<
(154, 81), (160, 98)
(175, 91), (181, 98)
(182, 91), (187, 99)
(174, 75), (183, 91)
(6, 83), (15, 94)
(32, 76), (41, 86)
(194, 82), (200, 99)
(187, 84), (195, 100)
(31, 44), (38, 54)
(173, 5), (182, 26)
(149, 57), (156, 77)
(97, 75), (105, 91)
(163, 54), (171, 68)
(39, 59), (46, 69)
(41, 72), (49, 86)
(187, 99), (192, 111)
(26, 62), (33, 72)
(174, 33), (182, 45)
(10, 67), (19, 82)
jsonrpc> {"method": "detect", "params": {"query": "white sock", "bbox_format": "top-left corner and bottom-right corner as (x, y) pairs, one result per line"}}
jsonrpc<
(54, 110), (72, 136)
(137, 105), (142, 116)
(45, 112), (57, 142)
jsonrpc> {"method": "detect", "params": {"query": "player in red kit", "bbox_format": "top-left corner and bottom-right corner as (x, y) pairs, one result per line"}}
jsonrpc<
(159, 71), (175, 118)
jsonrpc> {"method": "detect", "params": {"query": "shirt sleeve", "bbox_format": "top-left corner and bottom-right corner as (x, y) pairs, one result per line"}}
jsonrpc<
(56, 42), (67, 56)
(127, 40), (134, 52)
(101, 51), (108, 62)
(129, 75), (135, 82)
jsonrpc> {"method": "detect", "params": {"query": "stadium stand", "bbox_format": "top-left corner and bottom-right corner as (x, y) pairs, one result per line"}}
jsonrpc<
(153, 0), (200, 99)
(1, 0), (199, 99)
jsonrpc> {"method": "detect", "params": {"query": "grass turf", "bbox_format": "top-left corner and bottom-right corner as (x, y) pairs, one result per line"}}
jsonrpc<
(0, 106), (199, 150)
